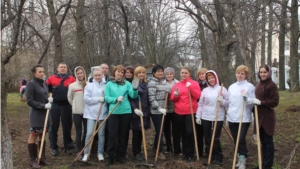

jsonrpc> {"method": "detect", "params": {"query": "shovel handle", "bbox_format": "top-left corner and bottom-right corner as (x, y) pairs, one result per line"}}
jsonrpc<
(255, 105), (262, 169)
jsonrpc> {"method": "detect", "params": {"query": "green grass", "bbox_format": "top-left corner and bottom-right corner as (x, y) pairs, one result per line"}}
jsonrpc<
(7, 92), (29, 117)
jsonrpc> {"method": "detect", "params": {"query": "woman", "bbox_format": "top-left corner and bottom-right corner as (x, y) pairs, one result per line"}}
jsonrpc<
(148, 64), (168, 160)
(170, 67), (201, 162)
(125, 66), (134, 82)
(129, 66), (151, 161)
(20, 78), (27, 100)
(26, 64), (52, 168)
(227, 65), (255, 169)
(253, 65), (279, 169)
(195, 70), (228, 166)
(104, 65), (138, 166)
(197, 68), (208, 91)
(81, 68), (107, 162)
(163, 67), (178, 154)
(67, 66), (88, 159)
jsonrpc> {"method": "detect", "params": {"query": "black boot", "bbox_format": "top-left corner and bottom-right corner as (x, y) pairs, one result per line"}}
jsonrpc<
(28, 143), (41, 169)
(38, 141), (52, 166)
(105, 156), (114, 166)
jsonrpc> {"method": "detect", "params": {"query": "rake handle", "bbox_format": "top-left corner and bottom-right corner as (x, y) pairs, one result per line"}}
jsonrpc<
(188, 89), (199, 161)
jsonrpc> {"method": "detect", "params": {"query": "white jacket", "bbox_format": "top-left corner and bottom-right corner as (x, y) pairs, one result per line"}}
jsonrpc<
(196, 70), (229, 121)
(226, 80), (255, 123)
(83, 80), (108, 120)
(67, 66), (87, 114)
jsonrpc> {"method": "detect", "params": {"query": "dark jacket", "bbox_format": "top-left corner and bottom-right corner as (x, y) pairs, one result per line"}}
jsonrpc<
(254, 78), (279, 136)
(197, 79), (208, 91)
(26, 77), (49, 127)
(130, 82), (151, 130)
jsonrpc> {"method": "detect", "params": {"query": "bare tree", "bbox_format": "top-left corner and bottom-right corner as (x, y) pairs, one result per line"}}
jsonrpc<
(278, 0), (287, 90)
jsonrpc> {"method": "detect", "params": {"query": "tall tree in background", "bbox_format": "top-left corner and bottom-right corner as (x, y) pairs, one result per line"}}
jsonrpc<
(267, 2), (273, 66)
(278, 0), (287, 90)
(75, 0), (87, 69)
(261, 0), (266, 65)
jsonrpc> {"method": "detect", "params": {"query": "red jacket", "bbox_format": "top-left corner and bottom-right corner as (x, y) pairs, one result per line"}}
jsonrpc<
(170, 78), (201, 115)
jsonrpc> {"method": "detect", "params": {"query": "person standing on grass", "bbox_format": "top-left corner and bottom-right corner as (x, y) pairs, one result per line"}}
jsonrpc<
(104, 65), (138, 166)
(170, 66), (201, 162)
(67, 66), (88, 159)
(20, 78), (27, 100)
(253, 65), (279, 169)
(81, 68), (108, 162)
(129, 66), (151, 162)
(163, 67), (179, 154)
(26, 64), (52, 168)
(148, 64), (168, 160)
(227, 65), (255, 169)
(195, 70), (228, 166)
(46, 62), (76, 156)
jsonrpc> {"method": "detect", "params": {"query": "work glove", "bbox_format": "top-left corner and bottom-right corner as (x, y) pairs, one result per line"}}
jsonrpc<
(174, 88), (179, 96)
(132, 77), (139, 90)
(165, 86), (172, 93)
(253, 98), (261, 105)
(117, 96), (124, 102)
(158, 108), (167, 115)
(196, 118), (201, 125)
(99, 97), (105, 102)
(48, 97), (53, 103)
(45, 103), (52, 109)
(186, 82), (191, 87)
(134, 109), (143, 116)
(217, 96), (223, 104)
(242, 91), (248, 101)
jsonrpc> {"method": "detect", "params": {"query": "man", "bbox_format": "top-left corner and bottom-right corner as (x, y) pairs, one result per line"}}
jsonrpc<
(46, 63), (76, 156)
(100, 63), (109, 82)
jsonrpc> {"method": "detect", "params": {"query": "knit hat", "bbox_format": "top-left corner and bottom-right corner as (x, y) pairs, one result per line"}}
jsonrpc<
(164, 67), (175, 75)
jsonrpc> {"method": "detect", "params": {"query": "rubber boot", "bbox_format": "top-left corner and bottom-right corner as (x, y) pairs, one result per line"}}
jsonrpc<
(38, 141), (52, 166)
(28, 143), (41, 169)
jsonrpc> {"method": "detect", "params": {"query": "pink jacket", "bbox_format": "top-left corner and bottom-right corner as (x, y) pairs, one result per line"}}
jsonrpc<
(170, 78), (201, 115)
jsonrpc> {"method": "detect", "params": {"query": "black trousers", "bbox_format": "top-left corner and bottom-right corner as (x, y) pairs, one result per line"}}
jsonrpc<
(49, 103), (74, 150)
(260, 127), (274, 168)
(173, 114), (185, 154)
(196, 122), (204, 156)
(150, 114), (164, 151)
(173, 113), (195, 158)
(107, 114), (131, 157)
(163, 113), (174, 151)
(73, 114), (87, 153)
(228, 122), (250, 156)
(202, 119), (223, 162)
(132, 130), (142, 155)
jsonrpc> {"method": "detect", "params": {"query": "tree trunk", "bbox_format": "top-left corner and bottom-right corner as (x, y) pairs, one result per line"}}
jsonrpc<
(196, 9), (208, 68)
(267, 2), (273, 66)
(103, 0), (111, 65)
(289, 0), (299, 91)
(278, 0), (287, 91)
(76, 0), (87, 69)
(260, 0), (266, 65)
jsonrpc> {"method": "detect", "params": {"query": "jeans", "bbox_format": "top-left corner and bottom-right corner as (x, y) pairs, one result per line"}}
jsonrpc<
(73, 114), (87, 153)
(229, 122), (250, 156)
(84, 119), (106, 154)
(260, 127), (274, 168)
(150, 114), (164, 151)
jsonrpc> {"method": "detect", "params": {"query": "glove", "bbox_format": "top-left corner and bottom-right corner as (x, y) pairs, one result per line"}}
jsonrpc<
(134, 109), (143, 116)
(45, 103), (52, 109)
(253, 98), (261, 105)
(166, 86), (172, 93)
(117, 96), (124, 102)
(217, 96), (223, 104)
(132, 77), (139, 90)
(158, 108), (167, 115)
(196, 118), (201, 125)
(242, 92), (248, 101)
(99, 97), (104, 102)
(48, 97), (53, 103)
(186, 82), (191, 87)
(174, 88), (179, 96)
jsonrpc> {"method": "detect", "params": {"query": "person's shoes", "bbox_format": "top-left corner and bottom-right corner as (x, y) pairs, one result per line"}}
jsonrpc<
(65, 149), (72, 155)
(38, 141), (52, 166)
(82, 154), (88, 162)
(187, 156), (194, 162)
(238, 155), (246, 169)
(51, 149), (58, 156)
(105, 157), (114, 166)
(158, 152), (166, 160)
(134, 153), (144, 162)
(28, 143), (41, 169)
(116, 156), (125, 164)
(214, 160), (223, 167)
(98, 154), (104, 161)
(181, 154), (187, 160)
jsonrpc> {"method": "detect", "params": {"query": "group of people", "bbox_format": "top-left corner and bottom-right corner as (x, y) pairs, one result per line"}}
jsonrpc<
(25, 62), (279, 169)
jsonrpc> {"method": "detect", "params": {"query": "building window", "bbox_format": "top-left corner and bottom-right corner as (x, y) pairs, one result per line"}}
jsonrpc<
(285, 41), (290, 50)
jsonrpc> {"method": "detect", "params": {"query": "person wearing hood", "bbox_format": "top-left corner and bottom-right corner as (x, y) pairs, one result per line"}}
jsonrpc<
(195, 70), (229, 166)
(227, 65), (255, 169)
(163, 67), (179, 154)
(170, 66), (201, 162)
(67, 66), (88, 159)
(81, 68), (108, 162)
(253, 65), (279, 169)
(147, 64), (168, 160)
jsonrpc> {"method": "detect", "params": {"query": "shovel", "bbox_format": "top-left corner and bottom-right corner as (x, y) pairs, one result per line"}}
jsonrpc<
(188, 89), (199, 161)
(254, 105), (262, 169)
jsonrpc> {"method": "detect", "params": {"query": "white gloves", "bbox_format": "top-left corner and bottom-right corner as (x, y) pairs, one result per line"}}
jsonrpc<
(174, 88), (179, 96)
(165, 86), (172, 93)
(45, 103), (52, 109)
(253, 98), (261, 105)
(217, 96), (223, 104)
(99, 97), (104, 102)
(186, 82), (191, 87)
(117, 96), (124, 102)
(48, 97), (53, 103)
(158, 108), (167, 115)
(134, 109), (143, 116)
(242, 92), (248, 101)
(132, 77), (139, 90)
(196, 118), (201, 125)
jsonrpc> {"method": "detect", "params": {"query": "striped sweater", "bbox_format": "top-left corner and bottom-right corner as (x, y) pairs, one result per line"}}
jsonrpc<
(148, 77), (167, 114)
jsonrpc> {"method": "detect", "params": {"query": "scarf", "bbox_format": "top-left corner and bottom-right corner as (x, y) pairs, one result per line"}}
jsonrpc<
(109, 76), (126, 85)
